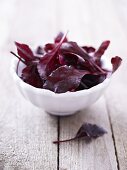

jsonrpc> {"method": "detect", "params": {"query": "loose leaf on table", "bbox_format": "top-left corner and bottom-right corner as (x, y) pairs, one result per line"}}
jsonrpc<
(43, 65), (90, 93)
(75, 123), (107, 139)
(53, 122), (107, 144)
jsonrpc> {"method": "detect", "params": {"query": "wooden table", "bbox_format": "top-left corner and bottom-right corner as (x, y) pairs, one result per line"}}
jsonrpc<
(0, 0), (127, 169)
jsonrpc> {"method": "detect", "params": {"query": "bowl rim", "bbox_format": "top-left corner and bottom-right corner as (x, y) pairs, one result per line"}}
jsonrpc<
(11, 58), (110, 98)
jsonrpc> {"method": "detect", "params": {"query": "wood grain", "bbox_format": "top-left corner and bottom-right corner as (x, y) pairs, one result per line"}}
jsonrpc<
(59, 98), (117, 170)
(105, 81), (127, 170)
(104, 2), (127, 165)
(104, 28), (127, 170)
(0, 0), (58, 169)
(0, 51), (58, 169)
(57, 0), (126, 169)
(0, 0), (127, 169)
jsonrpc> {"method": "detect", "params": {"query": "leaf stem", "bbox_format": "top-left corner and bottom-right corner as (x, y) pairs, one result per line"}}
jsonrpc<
(53, 137), (76, 144)
(10, 51), (26, 65)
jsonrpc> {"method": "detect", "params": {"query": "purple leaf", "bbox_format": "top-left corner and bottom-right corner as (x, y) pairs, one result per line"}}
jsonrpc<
(54, 32), (68, 43)
(94, 41), (110, 65)
(75, 123), (107, 139)
(59, 52), (95, 72)
(43, 65), (90, 93)
(15, 42), (34, 64)
(94, 41), (110, 59)
(82, 46), (96, 53)
(61, 41), (90, 60)
(59, 52), (82, 66)
(44, 43), (56, 52)
(11, 32), (122, 93)
(21, 64), (43, 88)
(61, 42), (106, 74)
(77, 74), (106, 90)
(36, 46), (44, 55)
(53, 122), (107, 144)
(38, 54), (60, 80)
(111, 56), (122, 72)
(37, 33), (68, 79)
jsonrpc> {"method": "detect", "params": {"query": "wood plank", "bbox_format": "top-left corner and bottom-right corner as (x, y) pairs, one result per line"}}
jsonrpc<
(8, 0), (58, 46)
(104, 0), (127, 165)
(0, 82), (57, 169)
(0, 0), (58, 169)
(0, 0), (127, 169)
(59, 97), (117, 170)
(104, 2), (127, 166)
(57, 0), (124, 169)
(105, 80), (127, 170)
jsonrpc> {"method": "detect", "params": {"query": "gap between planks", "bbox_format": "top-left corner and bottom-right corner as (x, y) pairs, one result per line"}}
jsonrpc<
(104, 96), (120, 170)
(57, 97), (118, 170)
(57, 117), (60, 170)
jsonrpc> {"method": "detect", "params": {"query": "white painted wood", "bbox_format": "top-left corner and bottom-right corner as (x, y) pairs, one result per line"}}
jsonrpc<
(0, 0), (127, 169)
(104, 32), (127, 170)
(57, 0), (126, 169)
(105, 81), (127, 170)
(59, 97), (117, 170)
(104, 5), (127, 166)
(0, 0), (58, 169)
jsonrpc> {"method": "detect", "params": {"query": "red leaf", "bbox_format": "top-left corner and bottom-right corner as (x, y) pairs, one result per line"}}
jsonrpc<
(11, 32), (122, 93)
(61, 42), (106, 74)
(111, 56), (122, 72)
(21, 64), (43, 88)
(75, 123), (107, 138)
(15, 42), (34, 63)
(61, 41), (90, 60)
(44, 43), (56, 52)
(36, 46), (44, 55)
(94, 41), (110, 66)
(82, 46), (96, 53)
(59, 52), (81, 66)
(37, 33), (67, 79)
(77, 74), (106, 90)
(58, 52), (95, 72)
(94, 41), (110, 59)
(43, 65), (90, 93)
(53, 122), (107, 144)
(54, 32), (68, 43)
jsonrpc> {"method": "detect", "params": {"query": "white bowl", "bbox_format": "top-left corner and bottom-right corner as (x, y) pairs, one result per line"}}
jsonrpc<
(11, 58), (110, 116)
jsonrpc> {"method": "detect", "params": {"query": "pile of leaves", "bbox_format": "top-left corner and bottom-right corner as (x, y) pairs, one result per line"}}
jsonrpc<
(11, 32), (122, 93)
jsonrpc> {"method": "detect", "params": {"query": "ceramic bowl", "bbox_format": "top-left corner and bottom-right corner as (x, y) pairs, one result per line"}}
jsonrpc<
(11, 58), (110, 116)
